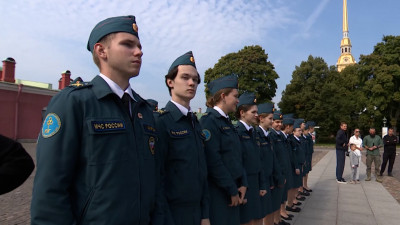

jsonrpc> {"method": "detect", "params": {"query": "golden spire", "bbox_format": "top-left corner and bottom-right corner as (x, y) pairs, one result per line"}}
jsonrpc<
(343, 0), (348, 33)
(337, 0), (356, 72)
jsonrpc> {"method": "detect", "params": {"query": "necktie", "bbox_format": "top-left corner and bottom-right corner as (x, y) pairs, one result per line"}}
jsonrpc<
(187, 112), (194, 128)
(121, 93), (131, 117)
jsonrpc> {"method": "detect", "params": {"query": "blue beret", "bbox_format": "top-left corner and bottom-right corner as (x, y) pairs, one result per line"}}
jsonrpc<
(283, 113), (295, 119)
(147, 99), (158, 111)
(273, 110), (283, 120)
(283, 117), (294, 125)
(237, 93), (256, 108)
(295, 118), (305, 124)
(293, 120), (302, 129)
(305, 123), (310, 130)
(306, 121), (316, 127)
(168, 51), (196, 72)
(258, 103), (274, 114)
(87, 15), (139, 52)
(207, 74), (238, 95)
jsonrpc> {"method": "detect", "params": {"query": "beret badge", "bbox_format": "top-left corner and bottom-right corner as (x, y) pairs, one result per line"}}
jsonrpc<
(132, 23), (138, 32)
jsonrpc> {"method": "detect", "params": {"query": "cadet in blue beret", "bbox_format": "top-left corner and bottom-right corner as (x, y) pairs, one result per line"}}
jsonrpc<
(31, 15), (159, 225)
(155, 51), (210, 225)
(268, 110), (292, 225)
(280, 115), (299, 219)
(302, 121), (316, 193)
(255, 103), (284, 225)
(234, 93), (266, 225)
(286, 119), (305, 214)
(200, 75), (248, 225)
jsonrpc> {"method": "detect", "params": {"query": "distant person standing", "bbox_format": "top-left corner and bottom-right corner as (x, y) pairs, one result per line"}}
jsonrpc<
(348, 128), (363, 182)
(348, 144), (361, 184)
(380, 128), (397, 177)
(363, 128), (383, 182)
(335, 122), (348, 183)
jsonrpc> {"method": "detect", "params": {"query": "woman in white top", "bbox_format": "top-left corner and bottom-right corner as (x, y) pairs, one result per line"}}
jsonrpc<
(348, 128), (363, 182)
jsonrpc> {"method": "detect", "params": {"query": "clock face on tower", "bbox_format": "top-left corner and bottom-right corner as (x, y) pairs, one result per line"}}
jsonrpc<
(344, 57), (349, 62)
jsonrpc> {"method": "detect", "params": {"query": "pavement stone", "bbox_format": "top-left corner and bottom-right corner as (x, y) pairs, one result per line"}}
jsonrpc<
(292, 150), (400, 225)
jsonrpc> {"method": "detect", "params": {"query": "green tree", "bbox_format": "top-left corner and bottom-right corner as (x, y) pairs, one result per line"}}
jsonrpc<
(357, 35), (400, 131)
(204, 45), (279, 102)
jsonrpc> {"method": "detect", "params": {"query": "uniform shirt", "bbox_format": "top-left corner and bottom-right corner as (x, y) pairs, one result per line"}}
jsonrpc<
(256, 126), (284, 187)
(31, 75), (157, 225)
(200, 107), (247, 196)
(363, 135), (383, 156)
(155, 101), (209, 220)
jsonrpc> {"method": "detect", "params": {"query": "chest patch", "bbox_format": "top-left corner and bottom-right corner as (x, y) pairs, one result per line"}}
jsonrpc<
(202, 129), (211, 141)
(91, 120), (126, 132)
(170, 129), (190, 137)
(143, 123), (156, 135)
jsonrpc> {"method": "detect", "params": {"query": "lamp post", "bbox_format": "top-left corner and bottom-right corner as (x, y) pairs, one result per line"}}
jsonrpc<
(382, 117), (388, 137)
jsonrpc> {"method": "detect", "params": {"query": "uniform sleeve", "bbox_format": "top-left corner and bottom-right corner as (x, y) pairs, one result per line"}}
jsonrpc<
(152, 116), (170, 225)
(270, 137), (286, 177)
(31, 91), (81, 225)
(201, 174), (210, 219)
(0, 135), (35, 195)
(270, 144), (285, 187)
(202, 117), (238, 196)
(258, 164), (267, 190)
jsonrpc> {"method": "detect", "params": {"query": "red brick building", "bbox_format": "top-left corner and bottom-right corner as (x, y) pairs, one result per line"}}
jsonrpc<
(0, 57), (73, 140)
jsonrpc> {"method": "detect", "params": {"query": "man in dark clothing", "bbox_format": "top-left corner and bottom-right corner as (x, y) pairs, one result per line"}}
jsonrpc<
(335, 122), (348, 183)
(0, 134), (35, 195)
(380, 128), (397, 176)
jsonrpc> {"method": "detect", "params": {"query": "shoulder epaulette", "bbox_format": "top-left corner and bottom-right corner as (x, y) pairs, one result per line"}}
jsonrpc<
(69, 77), (91, 89)
(157, 109), (169, 115)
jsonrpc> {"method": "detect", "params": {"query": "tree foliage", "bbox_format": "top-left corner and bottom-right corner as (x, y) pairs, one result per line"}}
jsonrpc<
(204, 45), (279, 103)
(279, 35), (400, 141)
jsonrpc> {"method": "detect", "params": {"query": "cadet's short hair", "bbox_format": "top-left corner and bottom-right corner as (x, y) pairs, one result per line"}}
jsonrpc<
(206, 88), (235, 108)
(92, 33), (116, 68)
(165, 66), (201, 96)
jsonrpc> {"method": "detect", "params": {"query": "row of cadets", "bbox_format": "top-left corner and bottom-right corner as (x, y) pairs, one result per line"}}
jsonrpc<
(200, 75), (248, 225)
(256, 103), (285, 225)
(269, 111), (293, 225)
(235, 93), (266, 225)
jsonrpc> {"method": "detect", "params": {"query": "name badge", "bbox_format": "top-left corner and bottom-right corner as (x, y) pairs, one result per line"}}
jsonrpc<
(91, 120), (126, 132)
(143, 123), (156, 135)
(170, 129), (190, 137)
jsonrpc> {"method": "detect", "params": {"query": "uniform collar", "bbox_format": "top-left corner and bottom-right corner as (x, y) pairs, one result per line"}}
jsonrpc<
(271, 128), (281, 135)
(294, 136), (300, 141)
(213, 106), (228, 118)
(165, 101), (188, 121)
(170, 99), (191, 116)
(240, 120), (253, 131)
(258, 125), (269, 137)
(99, 73), (136, 101)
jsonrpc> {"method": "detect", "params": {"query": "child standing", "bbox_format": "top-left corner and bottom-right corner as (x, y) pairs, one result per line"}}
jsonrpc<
(349, 144), (361, 184)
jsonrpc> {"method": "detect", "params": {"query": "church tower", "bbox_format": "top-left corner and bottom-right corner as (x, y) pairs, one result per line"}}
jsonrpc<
(337, 0), (356, 72)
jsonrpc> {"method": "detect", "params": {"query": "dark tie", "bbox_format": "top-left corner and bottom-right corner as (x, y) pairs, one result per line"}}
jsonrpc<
(121, 93), (131, 117)
(187, 112), (194, 128)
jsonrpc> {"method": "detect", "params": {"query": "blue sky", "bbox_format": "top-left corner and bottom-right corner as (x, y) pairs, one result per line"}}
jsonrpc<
(1, 0), (399, 111)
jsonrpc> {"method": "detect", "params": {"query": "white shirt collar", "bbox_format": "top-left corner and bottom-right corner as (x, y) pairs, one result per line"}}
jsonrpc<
(170, 100), (191, 116)
(240, 120), (253, 131)
(272, 128), (281, 134)
(294, 136), (300, 141)
(213, 106), (228, 118)
(259, 125), (269, 137)
(99, 73), (136, 101)
(282, 132), (288, 138)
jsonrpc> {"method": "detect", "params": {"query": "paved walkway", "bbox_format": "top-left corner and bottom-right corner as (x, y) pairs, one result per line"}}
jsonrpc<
(291, 150), (400, 225)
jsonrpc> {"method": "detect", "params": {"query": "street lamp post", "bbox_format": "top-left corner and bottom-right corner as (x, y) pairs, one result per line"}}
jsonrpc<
(382, 117), (388, 137)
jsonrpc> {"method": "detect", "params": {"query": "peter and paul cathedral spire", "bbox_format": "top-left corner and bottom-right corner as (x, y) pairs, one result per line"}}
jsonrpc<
(337, 0), (356, 72)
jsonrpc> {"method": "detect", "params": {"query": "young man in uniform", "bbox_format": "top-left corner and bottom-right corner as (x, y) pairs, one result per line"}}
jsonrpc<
(155, 51), (210, 225)
(31, 16), (158, 225)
